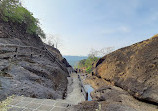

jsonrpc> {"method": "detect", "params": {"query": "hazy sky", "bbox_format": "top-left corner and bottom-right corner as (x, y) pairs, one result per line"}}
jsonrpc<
(23, 0), (158, 56)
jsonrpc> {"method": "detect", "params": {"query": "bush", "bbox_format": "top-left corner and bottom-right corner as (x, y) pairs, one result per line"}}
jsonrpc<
(77, 59), (86, 68)
(77, 55), (99, 74)
(0, 0), (45, 38)
(86, 66), (93, 74)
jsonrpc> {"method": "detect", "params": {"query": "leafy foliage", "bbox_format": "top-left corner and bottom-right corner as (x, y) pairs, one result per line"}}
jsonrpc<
(0, 0), (45, 38)
(77, 59), (86, 68)
(86, 65), (93, 74)
(77, 55), (99, 73)
(77, 47), (115, 73)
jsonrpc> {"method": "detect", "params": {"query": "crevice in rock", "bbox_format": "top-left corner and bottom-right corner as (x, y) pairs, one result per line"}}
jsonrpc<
(96, 58), (105, 67)
(62, 87), (67, 99)
(134, 97), (158, 106)
(100, 77), (158, 107)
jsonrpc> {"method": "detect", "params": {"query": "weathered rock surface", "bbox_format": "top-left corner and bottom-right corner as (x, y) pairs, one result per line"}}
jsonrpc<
(71, 74), (158, 111)
(0, 20), (69, 100)
(45, 44), (74, 73)
(0, 20), (44, 48)
(45, 44), (63, 61)
(72, 36), (158, 111)
(94, 35), (158, 104)
(91, 85), (158, 111)
(67, 101), (99, 111)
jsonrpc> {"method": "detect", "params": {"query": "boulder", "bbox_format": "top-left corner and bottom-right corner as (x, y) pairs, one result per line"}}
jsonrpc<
(94, 36), (158, 104)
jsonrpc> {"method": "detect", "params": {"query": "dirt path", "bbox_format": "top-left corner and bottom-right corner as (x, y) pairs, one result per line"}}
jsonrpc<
(7, 73), (85, 111)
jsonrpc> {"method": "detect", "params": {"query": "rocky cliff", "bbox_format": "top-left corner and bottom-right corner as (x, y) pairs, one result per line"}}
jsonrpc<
(94, 35), (158, 104)
(71, 35), (158, 111)
(0, 20), (69, 100)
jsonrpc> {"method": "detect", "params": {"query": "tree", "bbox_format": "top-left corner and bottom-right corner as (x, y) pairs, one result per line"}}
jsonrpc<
(77, 49), (99, 73)
(0, 0), (46, 38)
(99, 47), (114, 57)
(78, 59), (86, 68)
(53, 35), (62, 49)
(46, 34), (62, 49)
(88, 48), (99, 58)
(77, 47), (114, 73)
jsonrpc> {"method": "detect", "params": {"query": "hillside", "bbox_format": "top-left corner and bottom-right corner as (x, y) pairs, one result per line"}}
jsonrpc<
(0, 1), (70, 101)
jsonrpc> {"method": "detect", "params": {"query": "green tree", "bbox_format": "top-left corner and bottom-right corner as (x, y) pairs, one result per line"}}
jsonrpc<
(77, 55), (99, 74)
(78, 59), (86, 68)
(0, 0), (46, 38)
(77, 47), (114, 73)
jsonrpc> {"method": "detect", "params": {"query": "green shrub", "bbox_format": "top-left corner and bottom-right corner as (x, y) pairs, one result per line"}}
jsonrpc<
(86, 66), (93, 73)
(77, 55), (99, 74)
(0, 0), (45, 38)
(77, 59), (86, 68)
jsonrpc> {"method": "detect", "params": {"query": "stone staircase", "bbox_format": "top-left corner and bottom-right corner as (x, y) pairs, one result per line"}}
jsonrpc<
(0, 44), (67, 72)
(7, 74), (86, 111)
(8, 96), (72, 111)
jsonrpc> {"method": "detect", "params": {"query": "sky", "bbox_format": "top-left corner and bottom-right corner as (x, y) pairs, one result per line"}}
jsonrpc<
(23, 0), (158, 56)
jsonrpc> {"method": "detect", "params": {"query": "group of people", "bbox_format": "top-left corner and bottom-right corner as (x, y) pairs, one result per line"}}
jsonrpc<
(74, 68), (83, 73)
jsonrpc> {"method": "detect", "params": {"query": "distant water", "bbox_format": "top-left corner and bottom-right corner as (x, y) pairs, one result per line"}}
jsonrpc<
(85, 85), (94, 101)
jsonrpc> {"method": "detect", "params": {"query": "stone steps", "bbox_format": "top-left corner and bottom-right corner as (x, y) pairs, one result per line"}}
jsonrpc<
(8, 96), (73, 111)
(7, 74), (86, 111)
(0, 44), (67, 72)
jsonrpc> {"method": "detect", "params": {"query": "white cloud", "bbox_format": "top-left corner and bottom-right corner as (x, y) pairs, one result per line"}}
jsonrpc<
(101, 26), (131, 35)
(118, 26), (131, 33)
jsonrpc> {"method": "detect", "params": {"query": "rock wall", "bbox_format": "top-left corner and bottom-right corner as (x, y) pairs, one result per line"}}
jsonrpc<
(45, 44), (63, 61)
(0, 20), (69, 100)
(0, 20), (44, 48)
(45, 44), (73, 73)
(94, 35), (158, 104)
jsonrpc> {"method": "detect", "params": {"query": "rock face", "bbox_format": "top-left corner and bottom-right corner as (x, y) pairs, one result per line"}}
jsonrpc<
(45, 44), (63, 61)
(45, 44), (74, 73)
(71, 74), (158, 111)
(91, 85), (158, 111)
(0, 20), (69, 100)
(70, 36), (158, 111)
(71, 84), (158, 111)
(0, 20), (44, 48)
(94, 36), (158, 104)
